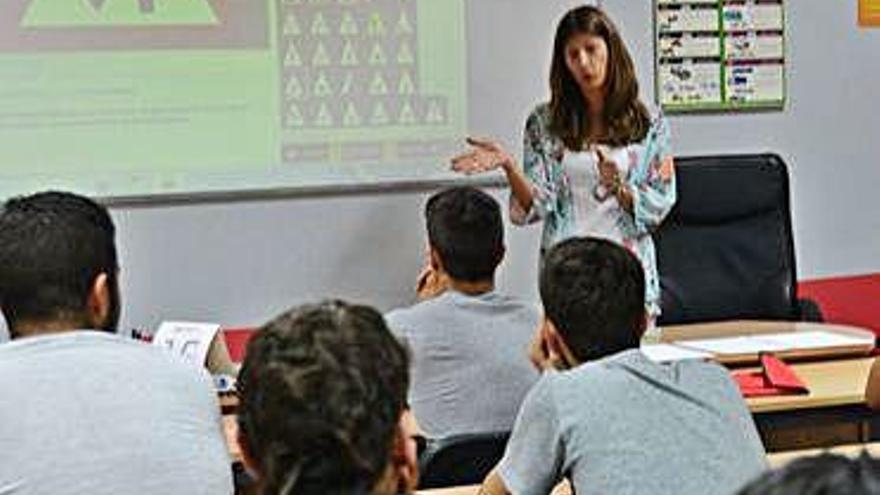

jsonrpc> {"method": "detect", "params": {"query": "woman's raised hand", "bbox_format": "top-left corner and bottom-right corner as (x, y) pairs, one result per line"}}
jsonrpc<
(450, 137), (515, 175)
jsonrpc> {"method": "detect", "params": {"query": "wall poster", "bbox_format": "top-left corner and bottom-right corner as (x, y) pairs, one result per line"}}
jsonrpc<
(655, 0), (786, 113)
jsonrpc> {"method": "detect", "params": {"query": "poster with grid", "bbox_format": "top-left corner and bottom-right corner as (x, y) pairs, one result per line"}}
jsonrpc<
(655, 0), (786, 113)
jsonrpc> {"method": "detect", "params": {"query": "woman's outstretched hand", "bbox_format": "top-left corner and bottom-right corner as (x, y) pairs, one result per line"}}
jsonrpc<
(450, 137), (514, 175)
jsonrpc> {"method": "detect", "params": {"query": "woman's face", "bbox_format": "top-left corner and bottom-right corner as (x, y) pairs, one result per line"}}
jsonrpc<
(564, 32), (609, 97)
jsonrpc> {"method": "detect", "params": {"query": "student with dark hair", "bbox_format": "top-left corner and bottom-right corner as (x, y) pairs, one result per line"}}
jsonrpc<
(480, 237), (766, 495)
(737, 453), (880, 495)
(236, 301), (419, 495)
(0, 191), (232, 494)
(386, 187), (539, 437)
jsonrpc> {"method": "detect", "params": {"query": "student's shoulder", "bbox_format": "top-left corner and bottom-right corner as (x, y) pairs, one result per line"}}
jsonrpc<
(675, 358), (744, 397)
(385, 293), (455, 329)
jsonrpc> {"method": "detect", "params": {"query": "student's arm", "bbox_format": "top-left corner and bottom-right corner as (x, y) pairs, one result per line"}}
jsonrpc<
(479, 469), (512, 495)
(628, 112), (676, 235)
(483, 376), (565, 495)
(866, 358), (880, 410)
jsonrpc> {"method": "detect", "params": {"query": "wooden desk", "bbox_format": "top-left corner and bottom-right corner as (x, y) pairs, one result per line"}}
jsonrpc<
(744, 356), (877, 451)
(746, 357), (875, 414)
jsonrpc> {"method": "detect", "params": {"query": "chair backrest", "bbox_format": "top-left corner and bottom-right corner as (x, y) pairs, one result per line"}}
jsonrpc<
(656, 154), (799, 325)
(417, 431), (510, 489)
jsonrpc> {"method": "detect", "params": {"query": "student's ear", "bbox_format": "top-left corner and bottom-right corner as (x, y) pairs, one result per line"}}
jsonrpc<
(495, 244), (506, 266)
(86, 272), (112, 329)
(391, 410), (420, 494)
(428, 246), (443, 272)
(543, 319), (579, 370)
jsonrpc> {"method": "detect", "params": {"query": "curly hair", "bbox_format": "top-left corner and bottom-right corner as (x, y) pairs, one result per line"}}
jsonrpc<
(548, 5), (650, 150)
(236, 301), (409, 495)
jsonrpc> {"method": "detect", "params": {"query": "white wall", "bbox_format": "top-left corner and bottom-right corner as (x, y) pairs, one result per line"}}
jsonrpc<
(106, 1), (879, 333)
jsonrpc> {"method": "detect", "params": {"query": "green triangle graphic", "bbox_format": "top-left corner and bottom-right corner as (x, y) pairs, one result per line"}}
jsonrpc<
(22, 0), (219, 27)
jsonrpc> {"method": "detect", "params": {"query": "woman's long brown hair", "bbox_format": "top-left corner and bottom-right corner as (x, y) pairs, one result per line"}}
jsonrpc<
(548, 6), (650, 150)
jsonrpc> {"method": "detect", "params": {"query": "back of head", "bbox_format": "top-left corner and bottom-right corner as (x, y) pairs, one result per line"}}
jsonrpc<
(737, 453), (880, 495)
(539, 237), (645, 362)
(425, 187), (503, 283)
(0, 191), (119, 337)
(237, 300), (410, 495)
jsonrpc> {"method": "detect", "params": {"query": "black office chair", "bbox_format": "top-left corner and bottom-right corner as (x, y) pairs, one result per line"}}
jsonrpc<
(655, 154), (821, 326)
(417, 431), (510, 489)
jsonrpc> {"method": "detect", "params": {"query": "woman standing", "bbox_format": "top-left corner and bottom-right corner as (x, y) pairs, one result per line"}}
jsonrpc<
(452, 5), (676, 325)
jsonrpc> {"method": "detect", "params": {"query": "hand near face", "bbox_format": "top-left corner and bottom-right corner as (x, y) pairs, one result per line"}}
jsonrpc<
(450, 137), (514, 175)
(528, 322), (567, 372)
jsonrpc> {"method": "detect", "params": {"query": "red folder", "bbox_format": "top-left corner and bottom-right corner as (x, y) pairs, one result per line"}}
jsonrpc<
(732, 353), (809, 397)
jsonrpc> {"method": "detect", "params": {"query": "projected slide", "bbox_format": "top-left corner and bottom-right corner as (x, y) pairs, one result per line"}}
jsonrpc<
(0, 0), (467, 198)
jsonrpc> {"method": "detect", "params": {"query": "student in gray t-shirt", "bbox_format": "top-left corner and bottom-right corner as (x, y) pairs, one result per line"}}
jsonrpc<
(0, 191), (232, 494)
(386, 187), (540, 438)
(481, 238), (767, 495)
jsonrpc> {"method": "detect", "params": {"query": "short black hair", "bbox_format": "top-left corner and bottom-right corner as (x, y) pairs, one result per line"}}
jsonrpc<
(737, 453), (880, 495)
(0, 191), (119, 335)
(237, 300), (410, 495)
(539, 237), (645, 362)
(425, 187), (504, 282)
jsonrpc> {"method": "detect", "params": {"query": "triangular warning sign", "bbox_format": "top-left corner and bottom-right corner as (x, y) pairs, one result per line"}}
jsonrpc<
(395, 11), (413, 35)
(397, 42), (414, 65)
(314, 102), (334, 127)
(340, 41), (359, 66)
(311, 12), (330, 36)
(426, 100), (445, 124)
(370, 101), (389, 125)
(398, 71), (415, 95)
(283, 13), (301, 36)
(398, 102), (417, 124)
(368, 43), (387, 66)
(313, 73), (333, 97)
(343, 102), (362, 126)
(284, 42), (303, 67)
(312, 43), (331, 66)
(369, 73), (389, 96)
(339, 73), (354, 96)
(285, 74), (305, 99)
(339, 11), (359, 36)
(367, 12), (386, 37)
(287, 103), (305, 127)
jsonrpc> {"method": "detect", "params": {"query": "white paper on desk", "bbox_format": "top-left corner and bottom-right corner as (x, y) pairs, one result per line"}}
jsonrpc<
(640, 344), (713, 363)
(152, 321), (221, 368)
(759, 331), (874, 350)
(677, 331), (873, 355)
(676, 335), (790, 355)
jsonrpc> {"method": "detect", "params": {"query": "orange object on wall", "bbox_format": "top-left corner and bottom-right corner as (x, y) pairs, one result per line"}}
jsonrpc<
(860, 0), (880, 26)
